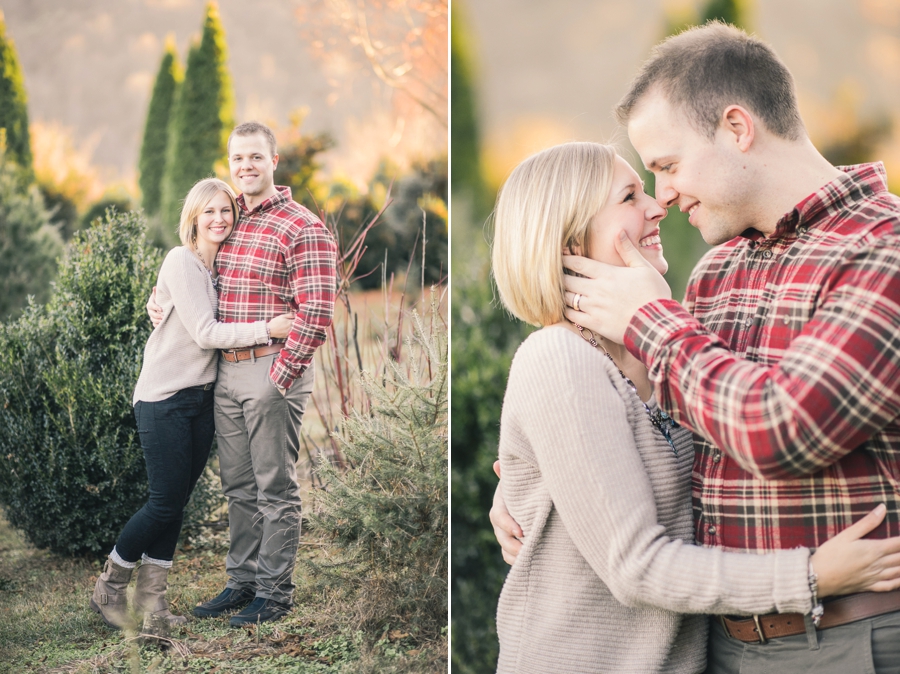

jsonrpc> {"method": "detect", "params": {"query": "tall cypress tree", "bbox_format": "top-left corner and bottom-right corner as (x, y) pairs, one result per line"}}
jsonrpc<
(138, 37), (182, 217)
(0, 11), (32, 177)
(161, 1), (234, 228)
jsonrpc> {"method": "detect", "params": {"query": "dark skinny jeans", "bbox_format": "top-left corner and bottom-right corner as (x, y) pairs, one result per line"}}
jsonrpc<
(115, 386), (215, 563)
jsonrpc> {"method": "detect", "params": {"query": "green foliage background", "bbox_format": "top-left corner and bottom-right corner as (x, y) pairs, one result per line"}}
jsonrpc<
(449, 4), (529, 671)
(0, 147), (62, 320)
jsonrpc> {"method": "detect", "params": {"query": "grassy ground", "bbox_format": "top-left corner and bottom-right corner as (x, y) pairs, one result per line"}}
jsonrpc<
(0, 512), (446, 673)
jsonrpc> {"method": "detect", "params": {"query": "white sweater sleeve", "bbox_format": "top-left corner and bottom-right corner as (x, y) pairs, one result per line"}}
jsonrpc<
(161, 248), (269, 350)
(507, 328), (812, 616)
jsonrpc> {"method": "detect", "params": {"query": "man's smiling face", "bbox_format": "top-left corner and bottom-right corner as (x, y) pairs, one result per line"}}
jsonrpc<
(228, 133), (279, 201)
(628, 89), (755, 245)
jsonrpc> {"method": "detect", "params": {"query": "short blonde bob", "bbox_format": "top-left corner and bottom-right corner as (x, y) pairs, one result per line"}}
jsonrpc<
(491, 142), (617, 327)
(177, 178), (240, 247)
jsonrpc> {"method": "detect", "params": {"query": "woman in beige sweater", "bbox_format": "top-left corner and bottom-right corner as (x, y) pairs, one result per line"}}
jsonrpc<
(90, 179), (295, 630)
(490, 142), (900, 673)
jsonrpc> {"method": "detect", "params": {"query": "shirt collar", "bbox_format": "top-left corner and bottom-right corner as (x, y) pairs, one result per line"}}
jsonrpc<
(236, 185), (292, 215)
(754, 162), (889, 242)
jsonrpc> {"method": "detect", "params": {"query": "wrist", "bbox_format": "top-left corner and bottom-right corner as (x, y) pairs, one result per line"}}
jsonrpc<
(808, 558), (824, 626)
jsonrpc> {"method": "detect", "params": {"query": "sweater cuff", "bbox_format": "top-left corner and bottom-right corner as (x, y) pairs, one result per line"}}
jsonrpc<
(773, 547), (814, 615)
(254, 320), (270, 345)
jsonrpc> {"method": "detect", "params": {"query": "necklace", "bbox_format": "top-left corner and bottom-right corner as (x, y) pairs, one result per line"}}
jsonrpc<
(193, 244), (217, 287)
(575, 324), (679, 455)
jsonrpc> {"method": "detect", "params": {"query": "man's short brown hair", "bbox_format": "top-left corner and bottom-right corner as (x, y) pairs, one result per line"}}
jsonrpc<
(615, 21), (805, 141)
(228, 121), (278, 157)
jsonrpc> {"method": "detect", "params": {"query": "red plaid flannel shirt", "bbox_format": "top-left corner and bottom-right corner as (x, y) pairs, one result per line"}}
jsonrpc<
(216, 186), (336, 389)
(625, 163), (900, 552)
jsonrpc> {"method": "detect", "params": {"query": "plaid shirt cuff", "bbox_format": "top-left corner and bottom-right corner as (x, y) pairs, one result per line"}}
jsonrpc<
(269, 354), (312, 389)
(625, 299), (699, 365)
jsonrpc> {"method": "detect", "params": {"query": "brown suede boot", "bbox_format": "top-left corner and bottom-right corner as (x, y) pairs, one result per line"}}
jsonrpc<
(90, 557), (134, 629)
(133, 563), (187, 626)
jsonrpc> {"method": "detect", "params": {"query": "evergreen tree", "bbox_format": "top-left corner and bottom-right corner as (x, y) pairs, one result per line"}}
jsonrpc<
(306, 306), (447, 639)
(161, 1), (234, 229)
(0, 145), (62, 319)
(139, 37), (182, 217)
(0, 11), (32, 177)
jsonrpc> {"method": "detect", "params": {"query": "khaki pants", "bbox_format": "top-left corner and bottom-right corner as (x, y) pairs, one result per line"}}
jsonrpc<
(213, 353), (314, 604)
(706, 611), (900, 674)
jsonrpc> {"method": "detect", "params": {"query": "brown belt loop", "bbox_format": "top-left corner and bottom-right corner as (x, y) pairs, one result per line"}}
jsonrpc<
(221, 342), (285, 363)
(721, 589), (900, 644)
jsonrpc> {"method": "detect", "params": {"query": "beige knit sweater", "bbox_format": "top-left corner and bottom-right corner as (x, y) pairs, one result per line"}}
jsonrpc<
(132, 246), (269, 404)
(496, 327), (812, 674)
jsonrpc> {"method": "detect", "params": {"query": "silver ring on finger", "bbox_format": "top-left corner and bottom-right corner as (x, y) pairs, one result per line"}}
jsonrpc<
(573, 293), (582, 312)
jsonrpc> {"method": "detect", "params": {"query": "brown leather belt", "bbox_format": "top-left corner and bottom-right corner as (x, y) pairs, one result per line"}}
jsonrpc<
(220, 343), (284, 363)
(721, 589), (900, 644)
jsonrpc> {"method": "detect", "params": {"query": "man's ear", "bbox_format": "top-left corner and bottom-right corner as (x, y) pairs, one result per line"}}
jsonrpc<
(721, 105), (755, 152)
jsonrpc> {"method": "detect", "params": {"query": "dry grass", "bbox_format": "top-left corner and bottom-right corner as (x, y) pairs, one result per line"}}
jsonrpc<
(0, 512), (446, 673)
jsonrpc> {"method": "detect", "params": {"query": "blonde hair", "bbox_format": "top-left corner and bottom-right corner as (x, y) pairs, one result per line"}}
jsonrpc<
(491, 142), (617, 326)
(177, 178), (239, 247)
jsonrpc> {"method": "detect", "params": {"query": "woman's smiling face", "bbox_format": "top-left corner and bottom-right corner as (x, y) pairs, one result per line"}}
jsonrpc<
(195, 190), (235, 246)
(586, 155), (669, 276)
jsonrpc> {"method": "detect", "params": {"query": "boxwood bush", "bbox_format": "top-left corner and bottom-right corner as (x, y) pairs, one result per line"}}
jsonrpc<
(0, 210), (163, 556)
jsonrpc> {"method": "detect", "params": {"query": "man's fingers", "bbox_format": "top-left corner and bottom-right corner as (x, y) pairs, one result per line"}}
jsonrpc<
(614, 230), (652, 268)
(493, 460), (502, 480)
(562, 273), (594, 294)
(562, 254), (605, 278)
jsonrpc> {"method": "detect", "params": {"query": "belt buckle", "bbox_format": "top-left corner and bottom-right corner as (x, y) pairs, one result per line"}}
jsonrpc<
(752, 614), (768, 645)
(203, 382), (213, 391)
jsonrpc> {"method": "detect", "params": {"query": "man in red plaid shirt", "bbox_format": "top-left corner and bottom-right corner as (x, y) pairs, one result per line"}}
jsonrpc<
(493, 22), (900, 671)
(152, 122), (336, 626)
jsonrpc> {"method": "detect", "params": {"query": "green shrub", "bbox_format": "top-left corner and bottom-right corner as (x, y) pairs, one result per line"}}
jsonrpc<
(0, 210), (223, 556)
(306, 305), (447, 640)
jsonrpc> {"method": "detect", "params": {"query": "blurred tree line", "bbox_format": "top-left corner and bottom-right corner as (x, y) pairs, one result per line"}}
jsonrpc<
(0, 0), (446, 325)
(450, 0), (895, 671)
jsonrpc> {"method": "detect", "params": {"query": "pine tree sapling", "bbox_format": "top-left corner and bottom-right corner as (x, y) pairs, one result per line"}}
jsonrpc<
(161, 1), (235, 228)
(0, 211), (163, 556)
(0, 11), (32, 176)
(307, 305), (447, 639)
(139, 37), (182, 217)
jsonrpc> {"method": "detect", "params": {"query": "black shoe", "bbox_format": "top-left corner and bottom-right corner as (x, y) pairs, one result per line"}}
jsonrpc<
(193, 587), (256, 618)
(229, 597), (291, 626)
